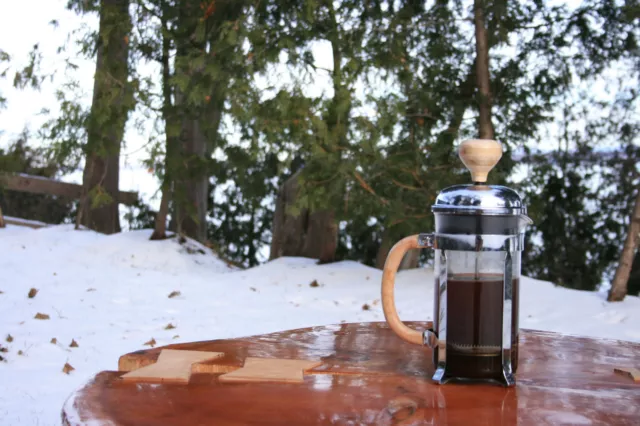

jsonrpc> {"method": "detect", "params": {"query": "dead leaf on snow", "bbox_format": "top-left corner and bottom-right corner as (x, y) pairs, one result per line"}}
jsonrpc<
(250, 287), (257, 292)
(164, 323), (176, 330)
(50, 338), (58, 344)
(34, 313), (50, 320)
(69, 339), (79, 348)
(310, 280), (320, 288)
(17, 350), (24, 356)
(86, 288), (96, 292)
(372, 299), (380, 306)
(362, 304), (370, 311)
(62, 362), (75, 374)
(144, 338), (157, 347)
(6, 334), (13, 343)
(168, 291), (181, 298)
(0, 290), (4, 294)
(172, 335), (180, 339)
(28, 288), (38, 298)
(0, 345), (7, 353)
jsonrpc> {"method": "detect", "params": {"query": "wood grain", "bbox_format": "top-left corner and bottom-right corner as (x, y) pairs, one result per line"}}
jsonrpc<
(120, 349), (224, 384)
(218, 357), (322, 384)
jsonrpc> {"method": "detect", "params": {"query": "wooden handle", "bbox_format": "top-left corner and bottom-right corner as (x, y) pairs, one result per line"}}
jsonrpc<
(381, 235), (430, 346)
(458, 139), (502, 183)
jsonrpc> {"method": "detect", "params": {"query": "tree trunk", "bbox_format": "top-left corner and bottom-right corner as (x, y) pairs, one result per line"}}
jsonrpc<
(170, 1), (240, 244)
(176, 119), (208, 242)
(0, 206), (5, 228)
(151, 7), (175, 241)
(298, 2), (346, 263)
(608, 190), (640, 301)
(269, 182), (285, 260)
(270, 169), (339, 263)
(80, 0), (132, 234)
(151, 191), (171, 240)
(270, 170), (308, 260)
(269, 2), (350, 264)
(302, 210), (338, 264)
(473, 0), (494, 140)
(627, 252), (640, 297)
(375, 230), (393, 270)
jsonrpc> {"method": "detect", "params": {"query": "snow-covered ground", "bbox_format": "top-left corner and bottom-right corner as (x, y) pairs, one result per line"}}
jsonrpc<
(1, 224), (639, 425)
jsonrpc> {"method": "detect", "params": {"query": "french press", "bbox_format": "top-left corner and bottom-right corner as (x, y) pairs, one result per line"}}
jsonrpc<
(381, 139), (532, 387)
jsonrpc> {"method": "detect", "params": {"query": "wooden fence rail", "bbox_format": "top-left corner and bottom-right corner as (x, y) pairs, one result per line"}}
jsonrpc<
(0, 172), (139, 228)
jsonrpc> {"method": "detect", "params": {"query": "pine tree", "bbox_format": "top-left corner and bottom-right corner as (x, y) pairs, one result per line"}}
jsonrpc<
(78, 0), (134, 234)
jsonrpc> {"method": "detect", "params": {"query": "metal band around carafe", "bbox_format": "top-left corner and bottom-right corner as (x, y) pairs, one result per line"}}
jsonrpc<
(429, 234), (525, 252)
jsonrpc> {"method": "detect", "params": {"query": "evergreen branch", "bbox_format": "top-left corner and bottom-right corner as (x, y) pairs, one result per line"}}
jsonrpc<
(391, 179), (420, 191)
(406, 112), (438, 121)
(353, 171), (388, 205)
(389, 213), (430, 227)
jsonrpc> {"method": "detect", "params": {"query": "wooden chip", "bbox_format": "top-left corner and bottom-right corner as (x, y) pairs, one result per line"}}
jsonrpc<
(121, 349), (225, 384)
(218, 357), (322, 384)
(614, 367), (640, 382)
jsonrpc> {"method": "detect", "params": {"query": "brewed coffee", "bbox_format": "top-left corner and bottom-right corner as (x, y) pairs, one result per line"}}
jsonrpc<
(433, 276), (519, 380)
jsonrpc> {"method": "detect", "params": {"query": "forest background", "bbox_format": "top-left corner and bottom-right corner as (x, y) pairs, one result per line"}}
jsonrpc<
(0, 0), (638, 299)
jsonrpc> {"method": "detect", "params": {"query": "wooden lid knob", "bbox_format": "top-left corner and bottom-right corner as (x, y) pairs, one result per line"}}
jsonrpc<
(458, 139), (503, 183)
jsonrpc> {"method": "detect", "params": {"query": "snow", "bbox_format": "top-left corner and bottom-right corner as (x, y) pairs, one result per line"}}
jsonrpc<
(1, 224), (639, 426)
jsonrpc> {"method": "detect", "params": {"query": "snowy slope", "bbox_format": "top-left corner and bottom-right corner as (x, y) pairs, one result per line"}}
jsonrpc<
(1, 225), (639, 425)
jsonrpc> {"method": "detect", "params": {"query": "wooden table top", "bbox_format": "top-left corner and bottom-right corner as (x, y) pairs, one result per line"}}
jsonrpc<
(62, 321), (640, 425)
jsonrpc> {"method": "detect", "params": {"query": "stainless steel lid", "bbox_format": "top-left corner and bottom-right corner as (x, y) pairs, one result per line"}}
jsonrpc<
(431, 139), (531, 221)
(432, 184), (528, 216)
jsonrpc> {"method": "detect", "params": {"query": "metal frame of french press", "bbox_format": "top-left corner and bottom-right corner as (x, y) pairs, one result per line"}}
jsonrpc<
(419, 232), (525, 387)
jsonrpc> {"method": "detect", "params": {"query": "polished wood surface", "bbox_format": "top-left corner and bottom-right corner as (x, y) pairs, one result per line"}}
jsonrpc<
(63, 322), (640, 426)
